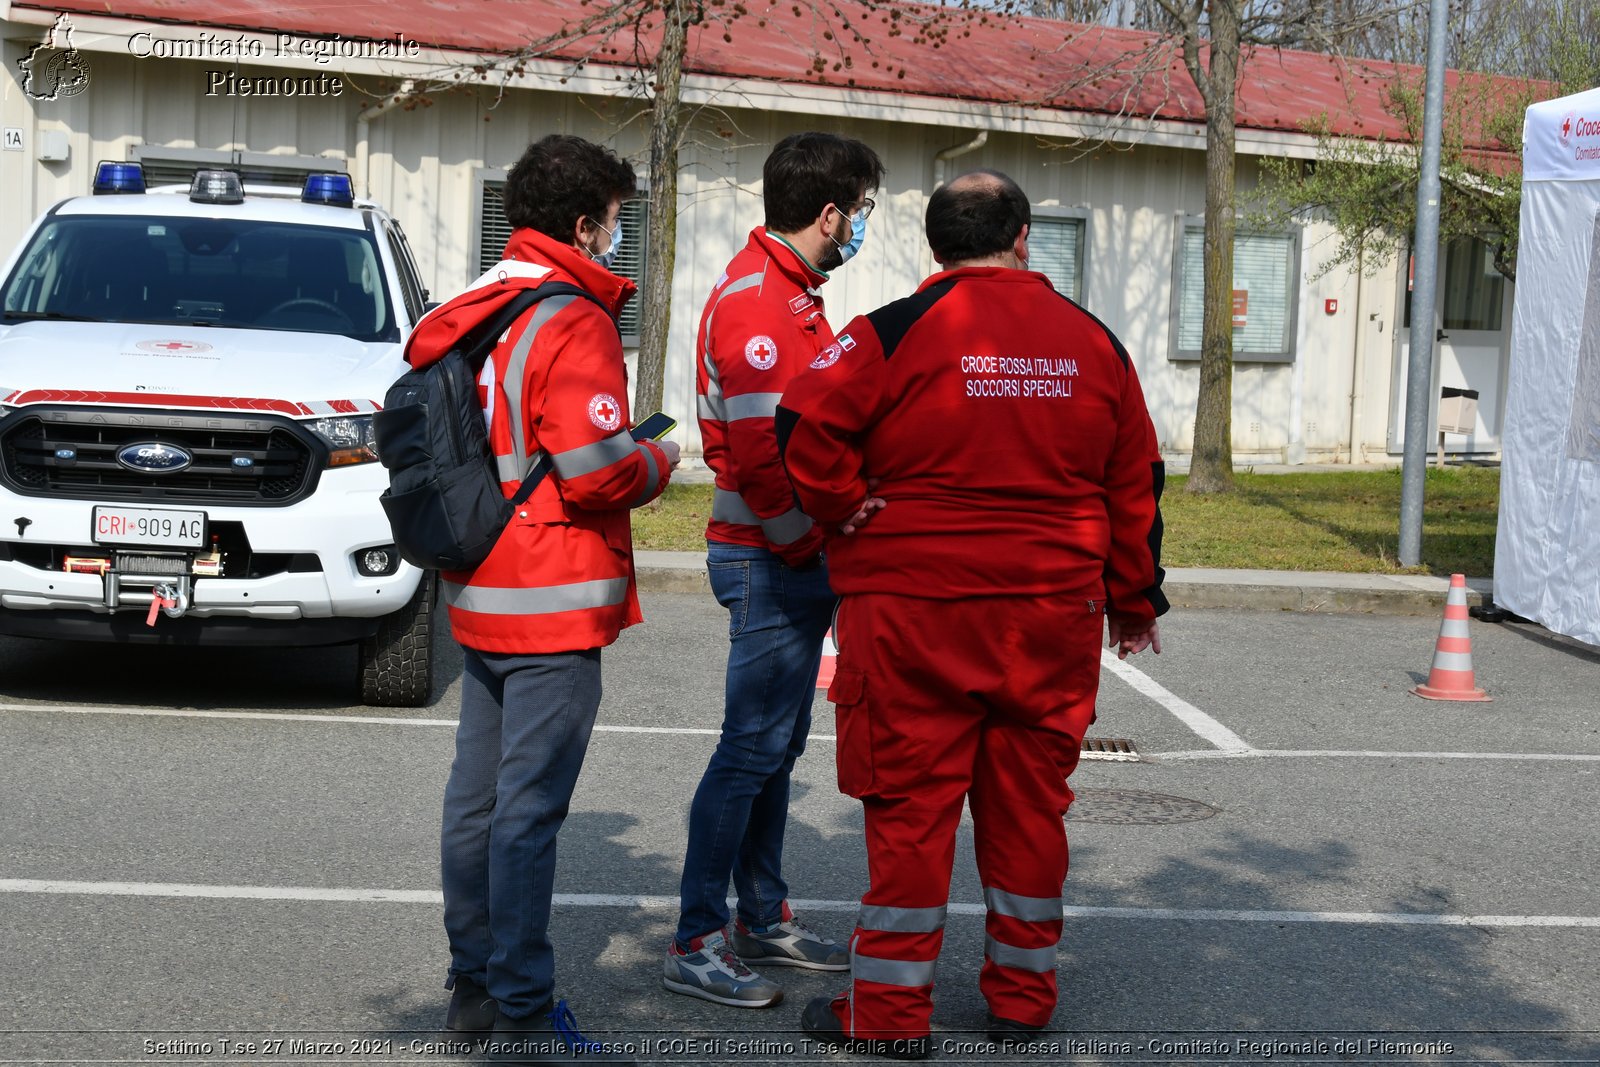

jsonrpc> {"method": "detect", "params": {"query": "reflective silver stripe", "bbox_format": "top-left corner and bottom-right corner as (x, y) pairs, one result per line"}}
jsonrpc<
(442, 576), (628, 616)
(552, 431), (636, 479)
(502, 295), (577, 475)
(761, 507), (813, 546)
(984, 936), (1057, 973)
(699, 270), (765, 421)
(858, 904), (948, 934)
(711, 487), (762, 526)
(710, 488), (812, 545)
(496, 449), (546, 484)
(1428, 651), (1476, 672)
(983, 888), (1063, 923)
(850, 952), (938, 988)
(1439, 618), (1470, 639)
(628, 443), (659, 509)
(723, 392), (783, 422)
(702, 377), (726, 416)
(704, 270), (765, 346)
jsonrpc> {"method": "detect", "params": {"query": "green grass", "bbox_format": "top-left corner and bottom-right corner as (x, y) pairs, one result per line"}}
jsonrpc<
(632, 467), (1501, 577)
(1162, 466), (1499, 576)
(631, 483), (718, 551)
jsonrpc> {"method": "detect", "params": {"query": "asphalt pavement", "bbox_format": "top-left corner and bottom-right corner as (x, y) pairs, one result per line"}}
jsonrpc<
(1, 588), (1597, 1066)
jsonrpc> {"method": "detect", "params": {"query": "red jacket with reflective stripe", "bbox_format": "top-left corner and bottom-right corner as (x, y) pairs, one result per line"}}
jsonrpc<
(403, 229), (671, 653)
(777, 267), (1168, 627)
(695, 228), (831, 565)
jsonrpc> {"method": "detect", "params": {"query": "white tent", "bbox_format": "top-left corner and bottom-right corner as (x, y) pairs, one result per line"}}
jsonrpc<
(1494, 85), (1600, 644)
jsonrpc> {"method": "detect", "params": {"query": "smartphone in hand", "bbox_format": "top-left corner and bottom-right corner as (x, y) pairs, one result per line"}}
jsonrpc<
(630, 412), (678, 441)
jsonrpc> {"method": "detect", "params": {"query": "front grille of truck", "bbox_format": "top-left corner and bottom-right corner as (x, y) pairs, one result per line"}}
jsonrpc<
(0, 408), (322, 506)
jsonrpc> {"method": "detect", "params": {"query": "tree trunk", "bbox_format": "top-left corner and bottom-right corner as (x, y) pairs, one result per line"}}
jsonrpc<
(634, 0), (692, 417)
(1186, 0), (1239, 494)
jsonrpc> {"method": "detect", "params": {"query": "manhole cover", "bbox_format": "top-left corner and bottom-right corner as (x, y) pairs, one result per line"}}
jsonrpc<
(1068, 788), (1220, 824)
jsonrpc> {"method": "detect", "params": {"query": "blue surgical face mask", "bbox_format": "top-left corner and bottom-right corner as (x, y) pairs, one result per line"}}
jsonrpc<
(590, 218), (623, 269)
(830, 209), (867, 265)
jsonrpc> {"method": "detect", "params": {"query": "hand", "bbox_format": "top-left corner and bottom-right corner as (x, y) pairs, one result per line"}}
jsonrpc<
(838, 495), (886, 536)
(1107, 618), (1161, 660)
(657, 439), (682, 473)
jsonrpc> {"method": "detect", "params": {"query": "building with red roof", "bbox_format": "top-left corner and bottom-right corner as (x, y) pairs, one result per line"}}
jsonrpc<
(1, 0), (1534, 462)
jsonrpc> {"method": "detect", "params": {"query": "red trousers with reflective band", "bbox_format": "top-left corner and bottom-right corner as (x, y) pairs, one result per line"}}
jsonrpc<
(824, 589), (1103, 1040)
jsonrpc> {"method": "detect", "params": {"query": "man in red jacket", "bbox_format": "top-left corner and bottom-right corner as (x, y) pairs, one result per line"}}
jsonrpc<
(664, 132), (884, 1009)
(777, 170), (1167, 1056)
(406, 134), (676, 1065)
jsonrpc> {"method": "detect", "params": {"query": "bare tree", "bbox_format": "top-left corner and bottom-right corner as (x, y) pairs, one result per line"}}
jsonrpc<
(1019, 0), (1412, 491)
(361, 0), (958, 417)
(1159, 1), (1420, 491)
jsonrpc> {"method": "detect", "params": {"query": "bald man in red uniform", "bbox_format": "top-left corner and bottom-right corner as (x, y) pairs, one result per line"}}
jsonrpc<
(777, 169), (1167, 1058)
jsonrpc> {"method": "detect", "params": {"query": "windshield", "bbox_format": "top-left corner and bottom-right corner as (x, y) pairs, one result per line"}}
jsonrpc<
(0, 214), (398, 342)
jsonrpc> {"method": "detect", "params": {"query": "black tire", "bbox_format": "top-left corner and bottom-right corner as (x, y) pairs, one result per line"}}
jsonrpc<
(358, 572), (436, 707)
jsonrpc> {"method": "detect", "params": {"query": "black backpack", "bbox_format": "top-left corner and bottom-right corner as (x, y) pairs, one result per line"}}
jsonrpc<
(374, 283), (604, 571)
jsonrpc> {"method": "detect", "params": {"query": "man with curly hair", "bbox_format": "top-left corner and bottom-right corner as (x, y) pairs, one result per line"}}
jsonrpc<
(405, 134), (678, 1064)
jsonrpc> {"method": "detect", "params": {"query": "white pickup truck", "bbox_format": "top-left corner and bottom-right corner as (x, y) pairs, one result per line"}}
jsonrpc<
(0, 164), (434, 705)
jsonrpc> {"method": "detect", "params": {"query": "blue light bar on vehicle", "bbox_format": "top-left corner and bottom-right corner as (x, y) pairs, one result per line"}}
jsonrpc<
(93, 162), (147, 195)
(190, 169), (244, 204)
(302, 173), (354, 207)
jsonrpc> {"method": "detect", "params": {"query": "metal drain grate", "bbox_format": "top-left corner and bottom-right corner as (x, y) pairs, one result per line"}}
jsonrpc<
(1080, 736), (1139, 762)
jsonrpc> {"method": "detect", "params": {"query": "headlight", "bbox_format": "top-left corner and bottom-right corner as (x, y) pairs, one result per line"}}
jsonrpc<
(307, 414), (379, 467)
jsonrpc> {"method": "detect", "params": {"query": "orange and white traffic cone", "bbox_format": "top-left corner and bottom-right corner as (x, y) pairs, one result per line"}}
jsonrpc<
(815, 628), (838, 690)
(1411, 573), (1491, 702)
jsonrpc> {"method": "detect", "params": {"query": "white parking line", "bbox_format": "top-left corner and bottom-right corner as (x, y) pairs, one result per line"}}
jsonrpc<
(1156, 748), (1600, 762)
(0, 703), (741, 737)
(1099, 651), (1256, 754)
(2, 879), (1596, 929)
(11, 703), (1596, 761)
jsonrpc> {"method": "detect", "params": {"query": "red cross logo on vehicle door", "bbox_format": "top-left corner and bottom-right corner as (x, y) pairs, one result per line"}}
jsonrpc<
(588, 393), (622, 431)
(745, 335), (778, 370)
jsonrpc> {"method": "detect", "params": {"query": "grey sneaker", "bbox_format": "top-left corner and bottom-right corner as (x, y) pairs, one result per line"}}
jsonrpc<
(662, 929), (783, 1008)
(731, 902), (850, 971)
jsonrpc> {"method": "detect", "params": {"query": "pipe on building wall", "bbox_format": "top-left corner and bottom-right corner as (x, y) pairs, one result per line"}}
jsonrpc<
(932, 130), (988, 190)
(1348, 244), (1367, 463)
(354, 80), (414, 199)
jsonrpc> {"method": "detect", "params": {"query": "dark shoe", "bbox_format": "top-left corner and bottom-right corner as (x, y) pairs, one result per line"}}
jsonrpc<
(445, 975), (497, 1033)
(731, 902), (849, 971)
(986, 1011), (1046, 1045)
(486, 1000), (635, 1065)
(800, 996), (930, 1060)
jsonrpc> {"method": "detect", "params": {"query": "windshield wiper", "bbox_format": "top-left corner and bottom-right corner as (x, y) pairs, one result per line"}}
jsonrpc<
(1, 311), (103, 323)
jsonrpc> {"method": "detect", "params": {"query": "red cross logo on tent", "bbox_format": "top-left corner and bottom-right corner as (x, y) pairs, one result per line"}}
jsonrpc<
(588, 393), (623, 431)
(745, 335), (778, 370)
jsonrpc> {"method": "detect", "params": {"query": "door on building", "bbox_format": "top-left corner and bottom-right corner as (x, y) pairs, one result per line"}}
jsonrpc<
(1389, 236), (1515, 455)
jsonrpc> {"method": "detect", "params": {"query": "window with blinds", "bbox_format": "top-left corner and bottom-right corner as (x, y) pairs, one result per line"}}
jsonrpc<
(1174, 225), (1298, 362)
(1029, 215), (1084, 302)
(478, 179), (649, 344)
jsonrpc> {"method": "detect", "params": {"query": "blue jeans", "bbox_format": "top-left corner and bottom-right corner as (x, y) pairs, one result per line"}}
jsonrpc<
(675, 540), (836, 945)
(441, 647), (602, 1019)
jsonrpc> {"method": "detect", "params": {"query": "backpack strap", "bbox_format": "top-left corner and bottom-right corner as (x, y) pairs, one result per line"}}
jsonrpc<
(461, 281), (615, 507)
